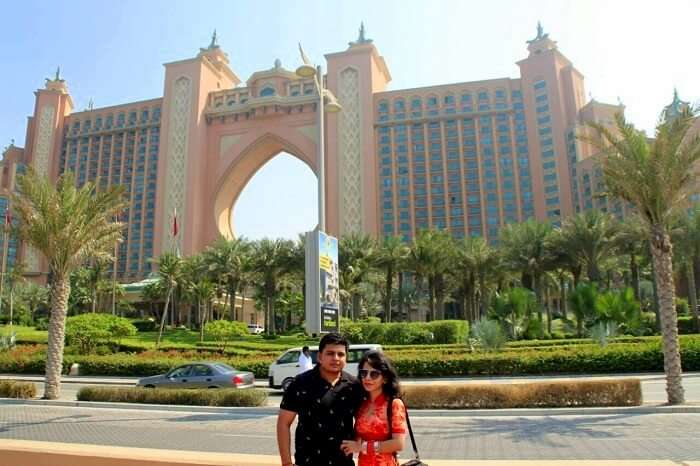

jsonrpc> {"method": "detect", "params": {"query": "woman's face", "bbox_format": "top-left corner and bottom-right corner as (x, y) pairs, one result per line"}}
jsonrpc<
(359, 362), (386, 393)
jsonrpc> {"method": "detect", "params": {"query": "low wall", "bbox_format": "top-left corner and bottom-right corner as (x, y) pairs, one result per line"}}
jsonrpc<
(0, 439), (692, 466)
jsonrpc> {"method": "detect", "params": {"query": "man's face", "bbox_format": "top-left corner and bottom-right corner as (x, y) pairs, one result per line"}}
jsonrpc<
(316, 344), (347, 374)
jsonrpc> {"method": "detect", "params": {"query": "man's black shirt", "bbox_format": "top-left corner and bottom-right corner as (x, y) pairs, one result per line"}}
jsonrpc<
(280, 365), (363, 466)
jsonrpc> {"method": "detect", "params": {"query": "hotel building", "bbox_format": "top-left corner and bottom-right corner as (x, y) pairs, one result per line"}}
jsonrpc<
(1, 24), (654, 282)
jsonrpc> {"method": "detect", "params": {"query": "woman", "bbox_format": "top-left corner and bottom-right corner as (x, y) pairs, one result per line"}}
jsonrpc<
(341, 350), (407, 466)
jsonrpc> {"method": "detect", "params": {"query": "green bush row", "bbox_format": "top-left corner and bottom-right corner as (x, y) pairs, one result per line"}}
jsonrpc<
(390, 340), (700, 377)
(679, 316), (700, 334)
(341, 320), (468, 345)
(76, 386), (267, 406)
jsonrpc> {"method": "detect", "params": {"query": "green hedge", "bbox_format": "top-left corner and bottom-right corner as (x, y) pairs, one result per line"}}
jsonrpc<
(390, 339), (700, 377)
(77, 386), (267, 406)
(341, 320), (468, 345)
(679, 316), (700, 334)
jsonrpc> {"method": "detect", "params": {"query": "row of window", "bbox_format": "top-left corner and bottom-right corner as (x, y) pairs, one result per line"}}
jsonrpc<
(69, 107), (161, 135)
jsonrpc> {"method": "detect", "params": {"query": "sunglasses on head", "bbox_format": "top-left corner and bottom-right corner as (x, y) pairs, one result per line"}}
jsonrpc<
(358, 369), (382, 380)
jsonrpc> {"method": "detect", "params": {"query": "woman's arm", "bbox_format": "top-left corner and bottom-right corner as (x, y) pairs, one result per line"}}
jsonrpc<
(371, 433), (406, 454)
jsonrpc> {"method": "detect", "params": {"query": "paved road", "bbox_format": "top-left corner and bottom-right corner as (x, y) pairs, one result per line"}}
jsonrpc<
(7, 372), (700, 404)
(0, 404), (698, 461)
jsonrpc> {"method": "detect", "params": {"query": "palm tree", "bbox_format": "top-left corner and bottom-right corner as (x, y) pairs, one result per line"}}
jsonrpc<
(12, 169), (125, 399)
(154, 252), (183, 347)
(204, 237), (250, 321)
(406, 230), (454, 321)
(251, 238), (294, 334)
(587, 107), (700, 404)
(673, 208), (700, 333)
(500, 219), (554, 323)
(374, 236), (409, 322)
(339, 233), (377, 320)
(555, 210), (619, 284)
(614, 216), (648, 302)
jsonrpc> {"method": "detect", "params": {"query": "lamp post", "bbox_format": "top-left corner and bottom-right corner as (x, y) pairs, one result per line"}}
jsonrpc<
(297, 45), (342, 335)
(296, 44), (341, 232)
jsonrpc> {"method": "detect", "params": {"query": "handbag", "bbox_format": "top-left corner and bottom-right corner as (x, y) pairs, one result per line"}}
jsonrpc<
(388, 397), (428, 466)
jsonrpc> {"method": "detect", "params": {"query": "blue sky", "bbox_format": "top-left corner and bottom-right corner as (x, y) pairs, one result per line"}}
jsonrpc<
(1, 0), (698, 239)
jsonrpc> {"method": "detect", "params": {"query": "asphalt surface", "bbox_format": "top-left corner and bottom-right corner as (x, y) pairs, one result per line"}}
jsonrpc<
(0, 404), (699, 461)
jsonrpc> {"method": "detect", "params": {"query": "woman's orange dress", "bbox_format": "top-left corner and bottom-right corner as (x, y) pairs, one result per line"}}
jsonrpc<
(355, 393), (407, 466)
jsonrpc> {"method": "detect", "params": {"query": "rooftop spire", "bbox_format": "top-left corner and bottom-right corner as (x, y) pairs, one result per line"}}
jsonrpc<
(209, 29), (219, 49)
(349, 21), (373, 46)
(55, 66), (61, 81)
(528, 21), (550, 44)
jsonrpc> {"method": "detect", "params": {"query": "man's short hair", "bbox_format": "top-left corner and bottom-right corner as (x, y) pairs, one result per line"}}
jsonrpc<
(302, 346), (309, 352)
(318, 332), (349, 353)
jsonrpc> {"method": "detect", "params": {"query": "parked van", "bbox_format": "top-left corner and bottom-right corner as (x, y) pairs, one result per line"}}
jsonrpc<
(268, 344), (382, 391)
(247, 324), (264, 335)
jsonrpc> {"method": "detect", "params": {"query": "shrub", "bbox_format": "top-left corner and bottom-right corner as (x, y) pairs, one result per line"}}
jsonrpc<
(132, 319), (157, 332)
(678, 316), (699, 334)
(0, 331), (16, 351)
(340, 320), (466, 345)
(523, 318), (547, 340)
(402, 379), (641, 409)
(204, 320), (249, 352)
(470, 319), (507, 351)
(65, 314), (137, 354)
(76, 386), (267, 407)
(0, 380), (37, 398)
(35, 318), (49, 331)
(590, 321), (618, 347)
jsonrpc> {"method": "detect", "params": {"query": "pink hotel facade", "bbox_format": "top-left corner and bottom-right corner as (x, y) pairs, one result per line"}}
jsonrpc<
(1, 24), (629, 282)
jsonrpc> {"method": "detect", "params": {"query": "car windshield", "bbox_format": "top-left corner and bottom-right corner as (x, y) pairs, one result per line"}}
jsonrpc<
(213, 363), (236, 372)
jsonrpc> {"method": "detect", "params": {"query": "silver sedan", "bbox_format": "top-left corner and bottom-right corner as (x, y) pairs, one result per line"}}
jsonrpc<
(137, 362), (255, 389)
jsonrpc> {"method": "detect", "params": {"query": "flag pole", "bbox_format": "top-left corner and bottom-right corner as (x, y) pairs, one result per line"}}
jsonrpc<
(0, 206), (10, 326)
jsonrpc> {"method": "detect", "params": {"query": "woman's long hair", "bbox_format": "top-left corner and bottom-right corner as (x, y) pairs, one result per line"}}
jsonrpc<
(357, 350), (402, 399)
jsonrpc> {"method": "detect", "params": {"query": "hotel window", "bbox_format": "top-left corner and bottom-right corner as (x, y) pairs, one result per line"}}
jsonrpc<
(534, 80), (547, 90)
(260, 86), (276, 97)
(535, 94), (548, 103)
(303, 84), (314, 95)
(543, 160), (556, 170)
(536, 104), (550, 114)
(290, 85), (301, 96)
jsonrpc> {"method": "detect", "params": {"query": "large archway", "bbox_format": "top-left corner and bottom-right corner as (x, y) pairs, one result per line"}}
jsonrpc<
(203, 128), (319, 247)
(232, 152), (318, 239)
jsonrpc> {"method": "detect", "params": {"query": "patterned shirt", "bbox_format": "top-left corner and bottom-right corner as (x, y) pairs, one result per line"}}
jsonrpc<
(280, 365), (364, 466)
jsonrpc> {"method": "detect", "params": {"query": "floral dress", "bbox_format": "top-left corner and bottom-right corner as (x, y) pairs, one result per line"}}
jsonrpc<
(355, 393), (407, 466)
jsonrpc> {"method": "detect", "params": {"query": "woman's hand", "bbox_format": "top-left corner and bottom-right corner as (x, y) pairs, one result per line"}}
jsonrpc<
(340, 440), (362, 455)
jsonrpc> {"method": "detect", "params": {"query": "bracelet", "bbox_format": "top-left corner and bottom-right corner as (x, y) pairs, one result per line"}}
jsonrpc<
(282, 462), (294, 466)
(373, 440), (380, 454)
(361, 440), (368, 454)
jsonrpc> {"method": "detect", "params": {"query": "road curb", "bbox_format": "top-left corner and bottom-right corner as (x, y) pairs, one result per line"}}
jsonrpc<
(2, 397), (700, 416)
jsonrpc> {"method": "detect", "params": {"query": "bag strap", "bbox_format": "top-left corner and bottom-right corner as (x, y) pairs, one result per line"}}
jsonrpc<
(387, 397), (420, 460)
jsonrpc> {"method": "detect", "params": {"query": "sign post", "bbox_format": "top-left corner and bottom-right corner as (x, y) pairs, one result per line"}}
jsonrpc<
(305, 228), (340, 335)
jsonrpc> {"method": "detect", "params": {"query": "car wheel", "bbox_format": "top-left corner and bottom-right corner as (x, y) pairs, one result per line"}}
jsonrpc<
(144, 385), (155, 389)
(281, 378), (294, 392)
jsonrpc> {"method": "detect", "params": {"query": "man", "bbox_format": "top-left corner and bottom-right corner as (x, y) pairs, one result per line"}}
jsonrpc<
(298, 346), (314, 374)
(277, 333), (363, 466)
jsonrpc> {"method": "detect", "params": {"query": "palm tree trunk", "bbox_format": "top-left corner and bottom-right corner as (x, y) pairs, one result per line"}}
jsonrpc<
(650, 225), (685, 404)
(44, 275), (70, 400)
(229, 285), (237, 321)
(630, 254), (641, 302)
(559, 274), (567, 320)
(385, 266), (393, 323)
(352, 293), (361, 321)
(686, 261), (700, 333)
(397, 271), (404, 321)
(156, 287), (172, 347)
(650, 256), (661, 332)
(545, 285), (552, 334)
(91, 288), (97, 313)
(478, 276), (487, 318)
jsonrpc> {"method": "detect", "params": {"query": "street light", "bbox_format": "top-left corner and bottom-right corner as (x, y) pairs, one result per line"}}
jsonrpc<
(296, 43), (342, 232)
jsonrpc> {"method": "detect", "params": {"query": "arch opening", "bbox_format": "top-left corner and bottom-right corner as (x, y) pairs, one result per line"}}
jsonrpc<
(232, 152), (318, 240)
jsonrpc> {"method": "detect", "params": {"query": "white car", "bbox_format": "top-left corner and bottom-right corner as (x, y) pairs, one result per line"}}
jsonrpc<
(268, 344), (382, 391)
(247, 324), (264, 335)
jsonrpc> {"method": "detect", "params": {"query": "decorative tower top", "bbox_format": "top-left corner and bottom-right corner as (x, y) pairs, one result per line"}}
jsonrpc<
(274, 58), (282, 69)
(45, 66), (68, 93)
(663, 87), (690, 121)
(526, 21), (557, 55)
(208, 29), (219, 49)
(349, 21), (373, 46)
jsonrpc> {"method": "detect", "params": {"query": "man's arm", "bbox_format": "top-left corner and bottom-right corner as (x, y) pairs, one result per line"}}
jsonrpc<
(277, 408), (297, 466)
